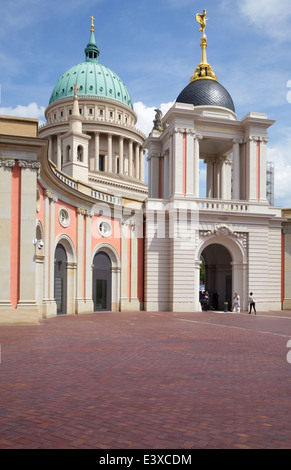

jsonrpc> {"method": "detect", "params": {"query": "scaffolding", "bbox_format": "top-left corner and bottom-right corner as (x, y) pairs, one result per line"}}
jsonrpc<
(266, 161), (274, 206)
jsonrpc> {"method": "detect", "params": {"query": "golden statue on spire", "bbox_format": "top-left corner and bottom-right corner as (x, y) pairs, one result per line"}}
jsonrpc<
(189, 9), (218, 83)
(196, 9), (208, 34)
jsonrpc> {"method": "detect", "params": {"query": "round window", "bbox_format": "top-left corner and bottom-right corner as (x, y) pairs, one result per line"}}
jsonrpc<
(98, 220), (112, 238)
(59, 207), (70, 228)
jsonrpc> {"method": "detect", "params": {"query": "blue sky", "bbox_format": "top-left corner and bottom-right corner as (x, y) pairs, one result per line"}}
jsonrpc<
(1, 0), (291, 206)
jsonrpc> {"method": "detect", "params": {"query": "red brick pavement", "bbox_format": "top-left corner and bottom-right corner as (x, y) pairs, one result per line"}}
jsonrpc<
(0, 310), (291, 450)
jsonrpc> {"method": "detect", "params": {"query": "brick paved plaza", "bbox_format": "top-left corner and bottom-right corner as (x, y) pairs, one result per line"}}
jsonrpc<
(0, 310), (291, 449)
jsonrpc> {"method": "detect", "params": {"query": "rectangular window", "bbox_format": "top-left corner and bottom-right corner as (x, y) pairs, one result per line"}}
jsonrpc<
(99, 109), (104, 116)
(109, 111), (113, 118)
(99, 155), (105, 172)
(89, 108), (93, 115)
(69, 109), (72, 115)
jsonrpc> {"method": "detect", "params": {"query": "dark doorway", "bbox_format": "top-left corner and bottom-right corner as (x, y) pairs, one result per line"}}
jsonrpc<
(201, 243), (232, 310)
(54, 243), (67, 315)
(92, 251), (112, 311)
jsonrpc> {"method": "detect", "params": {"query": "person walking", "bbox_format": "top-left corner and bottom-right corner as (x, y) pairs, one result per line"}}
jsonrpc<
(248, 292), (256, 314)
(232, 293), (240, 312)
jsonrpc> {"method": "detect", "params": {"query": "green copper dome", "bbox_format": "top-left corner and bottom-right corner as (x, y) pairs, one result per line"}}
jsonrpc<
(49, 28), (133, 109)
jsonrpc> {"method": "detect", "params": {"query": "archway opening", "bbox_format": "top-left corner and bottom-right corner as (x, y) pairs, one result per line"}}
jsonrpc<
(201, 243), (232, 311)
(92, 251), (112, 311)
(54, 243), (67, 315)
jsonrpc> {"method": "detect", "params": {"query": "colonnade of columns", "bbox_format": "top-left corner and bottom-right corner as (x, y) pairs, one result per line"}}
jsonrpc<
(148, 132), (269, 203)
(49, 132), (145, 182)
(205, 154), (232, 200)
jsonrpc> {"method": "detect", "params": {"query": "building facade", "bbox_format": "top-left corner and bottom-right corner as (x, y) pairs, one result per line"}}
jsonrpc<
(0, 15), (288, 325)
(0, 21), (147, 325)
(144, 12), (283, 313)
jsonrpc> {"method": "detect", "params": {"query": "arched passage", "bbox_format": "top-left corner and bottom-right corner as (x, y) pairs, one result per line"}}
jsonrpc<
(54, 235), (77, 315)
(197, 234), (247, 311)
(54, 243), (67, 315)
(201, 243), (232, 310)
(92, 251), (112, 311)
(92, 244), (121, 312)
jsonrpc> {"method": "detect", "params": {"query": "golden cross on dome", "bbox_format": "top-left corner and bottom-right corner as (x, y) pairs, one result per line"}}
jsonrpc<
(90, 15), (95, 33)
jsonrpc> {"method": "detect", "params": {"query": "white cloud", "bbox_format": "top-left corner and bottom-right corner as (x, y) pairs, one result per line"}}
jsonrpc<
(133, 101), (174, 136)
(238, 0), (291, 40)
(0, 102), (45, 126)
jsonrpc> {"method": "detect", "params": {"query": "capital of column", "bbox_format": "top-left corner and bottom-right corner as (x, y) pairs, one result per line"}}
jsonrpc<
(0, 158), (15, 169)
(77, 207), (86, 216)
(18, 160), (41, 177)
(45, 189), (58, 202)
(85, 209), (94, 218)
(233, 138), (244, 145)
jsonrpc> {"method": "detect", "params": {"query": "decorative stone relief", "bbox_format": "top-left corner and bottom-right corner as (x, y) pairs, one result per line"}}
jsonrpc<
(18, 160), (41, 178)
(0, 158), (15, 169)
(233, 232), (248, 250)
(199, 223), (248, 250)
(45, 189), (58, 203)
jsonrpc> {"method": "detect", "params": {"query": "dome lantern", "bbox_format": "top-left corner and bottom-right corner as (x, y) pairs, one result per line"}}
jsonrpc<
(176, 9), (235, 114)
(84, 16), (100, 62)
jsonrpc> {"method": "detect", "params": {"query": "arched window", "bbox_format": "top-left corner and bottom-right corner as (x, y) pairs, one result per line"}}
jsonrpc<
(77, 145), (83, 162)
(66, 145), (71, 163)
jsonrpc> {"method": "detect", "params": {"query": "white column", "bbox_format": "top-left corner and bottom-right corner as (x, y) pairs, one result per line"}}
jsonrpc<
(107, 133), (112, 173)
(172, 129), (183, 196)
(206, 159), (213, 198)
(17, 160), (41, 310)
(232, 140), (240, 200)
(48, 192), (56, 303)
(135, 144), (140, 179)
(140, 148), (145, 182)
(128, 140), (133, 177)
(57, 135), (62, 169)
(148, 156), (152, 197)
(214, 158), (220, 199)
(246, 137), (257, 201)
(95, 132), (100, 172)
(194, 134), (201, 198)
(119, 137), (124, 175)
(84, 211), (94, 310)
(186, 131), (194, 196)
(225, 156), (232, 200)
(130, 223), (139, 309)
(0, 159), (15, 307)
(220, 157), (226, 200)
(76, 208), (84, 308)
(120, 221), (129, 310)
(48, 138), (53, 161)
(42, 189), (57, 318)
(163, 151), (169, 199)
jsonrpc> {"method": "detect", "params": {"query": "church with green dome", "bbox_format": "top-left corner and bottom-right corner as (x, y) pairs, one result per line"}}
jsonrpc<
(49, 27), (133, 109)
(39, 17), (146, 191)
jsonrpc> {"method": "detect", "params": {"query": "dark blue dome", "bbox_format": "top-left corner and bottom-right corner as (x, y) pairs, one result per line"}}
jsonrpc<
(176, 79), (235, 113)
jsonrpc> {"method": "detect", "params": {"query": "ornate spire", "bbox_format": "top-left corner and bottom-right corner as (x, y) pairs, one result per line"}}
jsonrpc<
(85, 15), (100, 62)
(90, 15), (95, 33)
(190, 9), (218, 83)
